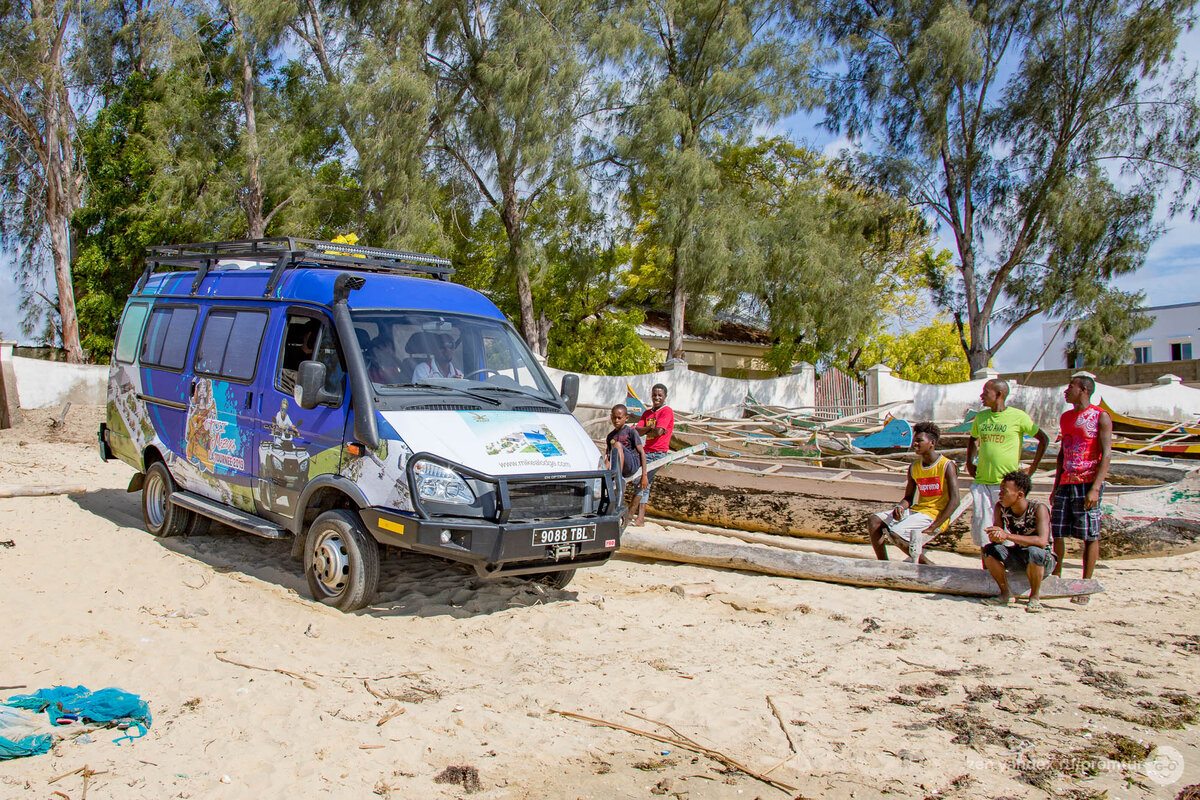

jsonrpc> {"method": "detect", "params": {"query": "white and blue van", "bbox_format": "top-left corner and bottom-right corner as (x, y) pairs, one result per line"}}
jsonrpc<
(99, 239), (623, 611)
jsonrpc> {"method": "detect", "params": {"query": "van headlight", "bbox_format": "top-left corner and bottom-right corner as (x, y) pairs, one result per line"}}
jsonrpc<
(413, 461), (475, 505)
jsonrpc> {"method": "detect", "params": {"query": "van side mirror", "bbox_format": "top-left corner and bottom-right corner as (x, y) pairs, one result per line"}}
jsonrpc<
(296, 360), (340, 409)
(559, 373), (579, 412)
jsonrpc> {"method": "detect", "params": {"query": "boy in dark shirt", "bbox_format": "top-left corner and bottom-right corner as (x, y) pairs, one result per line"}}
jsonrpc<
(605, 404), (649, 520)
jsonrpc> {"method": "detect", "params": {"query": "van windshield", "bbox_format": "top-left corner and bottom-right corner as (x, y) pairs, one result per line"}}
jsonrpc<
(352, 311), (558, 401)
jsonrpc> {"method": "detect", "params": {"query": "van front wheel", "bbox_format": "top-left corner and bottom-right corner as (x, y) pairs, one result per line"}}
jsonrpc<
(529, 569), (575, 590)
(142, 461), (193, 538)
(305, 510), (380, 612)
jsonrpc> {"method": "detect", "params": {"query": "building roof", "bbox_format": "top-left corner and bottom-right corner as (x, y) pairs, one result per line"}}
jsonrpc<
(636, 310), (772, 347)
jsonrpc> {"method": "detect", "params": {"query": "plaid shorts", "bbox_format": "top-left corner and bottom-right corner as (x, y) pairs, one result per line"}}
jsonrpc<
(637, 452), (670, 502)
(1051, 482), (1103, 541)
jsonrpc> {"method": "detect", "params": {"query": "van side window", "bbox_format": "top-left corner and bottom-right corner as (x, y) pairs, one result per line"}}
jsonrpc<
(195, 309), (268, 381)
(114, 303), (149, 363)
(140, 306), (198, 370)
(277, 314), (343, 398)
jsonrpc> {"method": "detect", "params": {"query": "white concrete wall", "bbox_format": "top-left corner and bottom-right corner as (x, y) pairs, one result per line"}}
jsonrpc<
(870, 365), (1200, 430)
(544, 364), (815, 418)
(12, 356), (108, 408)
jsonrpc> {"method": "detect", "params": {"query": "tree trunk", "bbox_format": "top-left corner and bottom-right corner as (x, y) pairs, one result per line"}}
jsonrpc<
(229, 9), (265, 238)
(48, 218), (83, 362)
(620, 530), (1104, 599)
(500, 191), (541, 353)
(668, 248), (686, 363)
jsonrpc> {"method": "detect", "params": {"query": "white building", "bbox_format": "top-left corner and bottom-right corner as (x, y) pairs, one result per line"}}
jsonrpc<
(1041, 301), (1200, 369)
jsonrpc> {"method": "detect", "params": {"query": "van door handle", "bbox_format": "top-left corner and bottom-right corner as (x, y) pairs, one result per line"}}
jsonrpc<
(245, 392), (253, 409)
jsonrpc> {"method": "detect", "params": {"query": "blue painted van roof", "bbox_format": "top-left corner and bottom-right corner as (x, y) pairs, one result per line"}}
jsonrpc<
(140, 265), (505, 319)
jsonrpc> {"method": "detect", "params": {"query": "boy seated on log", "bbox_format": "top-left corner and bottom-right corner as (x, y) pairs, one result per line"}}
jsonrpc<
(981, 470), (1056, 612)
(866, 422), (959, 564)
(604, 404), (648, 525)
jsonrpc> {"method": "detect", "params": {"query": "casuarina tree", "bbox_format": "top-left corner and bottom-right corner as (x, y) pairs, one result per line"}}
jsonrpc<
(0, 0), (89, 360)
(811, 0), (1200, 373)
(614, 0), (817, 362)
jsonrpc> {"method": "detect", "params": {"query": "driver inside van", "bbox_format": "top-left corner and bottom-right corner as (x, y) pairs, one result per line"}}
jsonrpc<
(412, 334), (464, 380)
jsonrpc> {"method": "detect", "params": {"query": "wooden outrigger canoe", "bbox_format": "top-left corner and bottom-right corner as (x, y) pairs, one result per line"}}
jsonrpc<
(1100, 400), (1200, 459)
(647, 454), (1200, 560)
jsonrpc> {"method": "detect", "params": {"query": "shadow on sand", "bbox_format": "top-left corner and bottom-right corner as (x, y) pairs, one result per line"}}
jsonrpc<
(70, 488), (578, 619)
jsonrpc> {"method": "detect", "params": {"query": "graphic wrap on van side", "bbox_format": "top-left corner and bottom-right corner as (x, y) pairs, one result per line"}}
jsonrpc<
(106, 363), (156, 466)
(186, 378), (249, 473)
(339, 434), (415, 512)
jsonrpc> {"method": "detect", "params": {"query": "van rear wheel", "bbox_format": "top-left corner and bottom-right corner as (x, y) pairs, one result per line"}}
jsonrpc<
(304, 510), (380, 612)
(141, 461), (193, 538)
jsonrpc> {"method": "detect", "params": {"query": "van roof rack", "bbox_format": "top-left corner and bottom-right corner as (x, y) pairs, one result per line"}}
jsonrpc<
(138, 237), (454, 295)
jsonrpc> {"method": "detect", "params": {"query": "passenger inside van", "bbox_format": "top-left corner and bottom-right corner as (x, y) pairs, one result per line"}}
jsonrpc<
(368, 334), (403, 384)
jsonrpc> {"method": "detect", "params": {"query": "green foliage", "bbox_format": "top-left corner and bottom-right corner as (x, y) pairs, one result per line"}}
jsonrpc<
(1068, 290), (1153, 368)
(856, 317), (974, 384)
(617, 0), (817, 350)
(712, 138), (940, 374)
(72, 73), (174, 362)
(427, 0), (612, 350)
(548, 309), (660, 376)
(813, 0), (1200, 371)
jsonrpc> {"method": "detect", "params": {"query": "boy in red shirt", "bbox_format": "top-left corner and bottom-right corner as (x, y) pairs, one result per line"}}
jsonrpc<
(632, 383), (674, 526)
(1051, 375), (1112, 601)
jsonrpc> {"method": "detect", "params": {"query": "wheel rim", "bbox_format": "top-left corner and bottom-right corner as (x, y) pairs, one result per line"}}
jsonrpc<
(145, 471), (168, 528)
(310, 530), (350, 597)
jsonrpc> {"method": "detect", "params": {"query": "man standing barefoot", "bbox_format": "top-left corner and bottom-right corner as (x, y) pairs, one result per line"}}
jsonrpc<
(1051, 375), (1112, 604)
(966, 380), (1050, 562)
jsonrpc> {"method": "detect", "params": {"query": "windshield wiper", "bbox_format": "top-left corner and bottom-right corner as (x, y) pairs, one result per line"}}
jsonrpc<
(471, 384), (556, 401)
(403, 381), (501, 406)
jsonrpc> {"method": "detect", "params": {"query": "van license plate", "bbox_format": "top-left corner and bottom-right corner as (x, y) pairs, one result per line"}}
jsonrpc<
(532, 524), (595, 546)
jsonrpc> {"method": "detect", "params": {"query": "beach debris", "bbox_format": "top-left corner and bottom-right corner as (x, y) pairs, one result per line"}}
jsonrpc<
(765, 696), (797, 754)
(304, 624), (319, 638)
(931, 711), (1029, 750)
(50, 403), (71, 429)
(0, 539), (13, 548)
(0, 484), (89, 498)
(1176, 785), (1200, 800)
(4, 687), (151, 749)
(214, 651), (314, 684)
(433, 765), (481, 793)
(552, 709), (796, 793)
(376, 705), (405, 727)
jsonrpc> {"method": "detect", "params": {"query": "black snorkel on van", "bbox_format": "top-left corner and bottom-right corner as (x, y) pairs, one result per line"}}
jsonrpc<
(330, 273), (379, 449)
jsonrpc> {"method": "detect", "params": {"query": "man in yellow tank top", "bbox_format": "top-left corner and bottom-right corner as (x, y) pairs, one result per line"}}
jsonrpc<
(866, 422), (961, 564)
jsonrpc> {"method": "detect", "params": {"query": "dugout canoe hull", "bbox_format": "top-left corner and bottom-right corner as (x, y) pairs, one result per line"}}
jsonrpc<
(647, 457), (1200, 560)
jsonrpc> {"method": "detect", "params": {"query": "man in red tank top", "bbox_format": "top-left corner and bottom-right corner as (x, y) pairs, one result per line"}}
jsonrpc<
(1050, 375), (1112, 599)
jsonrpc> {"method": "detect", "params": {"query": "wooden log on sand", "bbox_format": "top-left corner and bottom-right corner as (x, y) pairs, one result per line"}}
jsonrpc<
(620, 529), (1104, 599)
(0, 484), (90, 498)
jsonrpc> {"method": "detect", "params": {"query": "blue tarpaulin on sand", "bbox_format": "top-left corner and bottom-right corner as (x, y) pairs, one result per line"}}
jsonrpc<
(1, 686), (152, 758)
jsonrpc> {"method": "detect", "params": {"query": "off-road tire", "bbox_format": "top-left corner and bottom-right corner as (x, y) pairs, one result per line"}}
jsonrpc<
(141, 461), (193, 538)
(529, 569), (576, 590)
(304, 509), (380, 612)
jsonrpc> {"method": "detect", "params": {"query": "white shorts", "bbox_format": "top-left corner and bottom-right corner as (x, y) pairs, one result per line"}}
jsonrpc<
(969, 482), (1002, 547)
(873, 509), (936, 543)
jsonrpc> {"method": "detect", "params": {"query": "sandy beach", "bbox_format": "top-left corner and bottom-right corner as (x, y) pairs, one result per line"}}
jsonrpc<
(1, 405), (1197, 799)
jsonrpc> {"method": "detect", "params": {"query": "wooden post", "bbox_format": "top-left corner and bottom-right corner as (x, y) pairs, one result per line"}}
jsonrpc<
(0, 340), (22, 430)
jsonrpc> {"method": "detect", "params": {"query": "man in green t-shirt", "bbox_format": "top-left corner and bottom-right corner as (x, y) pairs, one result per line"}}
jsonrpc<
(966, 379), (1049, 552)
